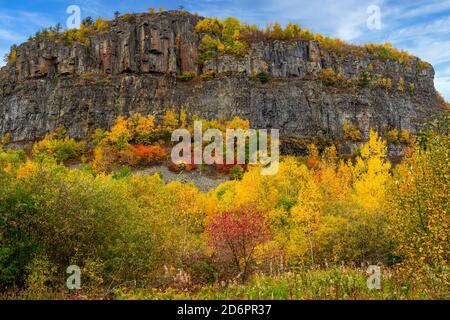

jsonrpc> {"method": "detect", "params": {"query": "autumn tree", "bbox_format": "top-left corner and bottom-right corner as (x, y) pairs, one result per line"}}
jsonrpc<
(389, 131), (449, 295)
(208, 206), (270, 282)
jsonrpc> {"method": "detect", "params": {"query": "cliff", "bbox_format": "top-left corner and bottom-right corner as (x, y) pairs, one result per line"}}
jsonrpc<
(0, 11), (442, 145)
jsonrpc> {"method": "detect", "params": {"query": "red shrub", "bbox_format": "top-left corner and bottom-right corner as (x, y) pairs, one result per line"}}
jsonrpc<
(131, 144), (166, 165)
(307, 159), (321, 169)
(208, 206), (270, 282)
(215, 157), (247, 174)
(167, 153), (197, 173)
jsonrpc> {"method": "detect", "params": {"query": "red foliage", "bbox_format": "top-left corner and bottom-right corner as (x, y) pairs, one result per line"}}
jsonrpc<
(167, 153), (197, 173)
(208, 206), (270, 281)
(131, 144), (166, 165)
(307, 159), (321, 169)
(215, 157), (247, 174)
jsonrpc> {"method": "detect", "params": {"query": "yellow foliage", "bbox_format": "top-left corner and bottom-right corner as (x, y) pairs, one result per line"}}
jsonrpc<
(7, 45), (17, 63)
(351, 130), (391, 211)
(162, 110), (179, 133)
(107, 116), (132, 150)
(307, 144), (319, 160)
(195, 17), (223, 35)
(17, 160), (39, 180)
(226, 116), (250, 130)
(389, 133), (449, 291)
(318, 68), (343, 85)
(343, 120), (363, 142)
(385, 129), (399, 143)
(397, 77), (405, 92)
(93, 18), (109, 32)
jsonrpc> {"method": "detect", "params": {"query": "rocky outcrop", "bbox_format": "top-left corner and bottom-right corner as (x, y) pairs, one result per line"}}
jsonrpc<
(0, 11), (441, 143)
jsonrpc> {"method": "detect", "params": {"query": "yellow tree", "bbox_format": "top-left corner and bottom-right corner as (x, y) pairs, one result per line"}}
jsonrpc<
(389, 132), (449, 294)
(290, 175), (323, 266)
(348, 130), (392, 264)
(352, 130), (391, 211)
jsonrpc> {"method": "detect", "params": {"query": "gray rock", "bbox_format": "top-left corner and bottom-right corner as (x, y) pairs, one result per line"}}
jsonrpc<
(0, 11), (442, 144)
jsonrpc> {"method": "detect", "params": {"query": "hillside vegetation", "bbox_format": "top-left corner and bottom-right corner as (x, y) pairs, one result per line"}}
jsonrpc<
(0, 114), (448, 300)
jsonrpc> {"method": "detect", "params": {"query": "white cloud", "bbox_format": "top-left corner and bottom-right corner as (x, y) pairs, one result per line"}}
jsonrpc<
(435, 76), (450, 101)
(0, 28), (26, 42)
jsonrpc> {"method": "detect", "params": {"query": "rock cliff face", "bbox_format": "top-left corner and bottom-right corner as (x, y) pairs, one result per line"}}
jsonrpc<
(0, 11), (441, 144)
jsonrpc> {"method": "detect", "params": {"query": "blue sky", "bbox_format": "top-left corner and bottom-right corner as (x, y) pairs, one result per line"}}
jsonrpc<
(0, 0), (449, 100)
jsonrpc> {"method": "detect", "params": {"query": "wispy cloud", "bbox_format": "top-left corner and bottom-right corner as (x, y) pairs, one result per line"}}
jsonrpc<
(0, 0), (449, 100)
(0, 28), (26, 42)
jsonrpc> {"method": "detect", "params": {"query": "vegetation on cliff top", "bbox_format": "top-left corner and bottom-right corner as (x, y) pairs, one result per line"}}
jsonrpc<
(4, 9), (431, 72)
(195, 16), (431, 69)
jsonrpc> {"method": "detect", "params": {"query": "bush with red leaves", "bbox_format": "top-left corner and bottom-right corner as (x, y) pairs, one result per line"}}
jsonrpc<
(131, 144), (166, 165)
(207, 206), (270, 282)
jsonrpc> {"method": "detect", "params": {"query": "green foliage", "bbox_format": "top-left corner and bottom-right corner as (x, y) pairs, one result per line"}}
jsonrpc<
(0, 112), (447, 300)
(196, 17), (248, 64)
(201, 70), (216, 81)
(112, 166), (132, 180)
(417, 60), (432, 73)
(389, 131), (449, 295)
(359, 72), (370, 87)
(198, 35), (224, 64)
(32, 129), (85, 163)
(230, 165), (244, 180)
(178, 71), (196, 82)
(255, 72), (269, 83)
(114, 268), (430, 300)
(27, 17), (110, 46)
(365, 43), (412, 65)
(408, 83), (415, 95)
(385, 129), (410, 145)
(119, 13), (135, 23)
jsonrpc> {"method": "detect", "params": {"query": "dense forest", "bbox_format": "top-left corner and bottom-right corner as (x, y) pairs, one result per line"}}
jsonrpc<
(0, 111), (448, 300)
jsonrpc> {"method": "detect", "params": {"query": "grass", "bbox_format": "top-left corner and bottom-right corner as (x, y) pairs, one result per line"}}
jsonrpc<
(113, 267), (440, 300)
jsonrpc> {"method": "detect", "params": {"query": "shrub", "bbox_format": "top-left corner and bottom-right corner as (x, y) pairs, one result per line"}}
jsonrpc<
(256, 72), (270, 83)
(4, 45), (17, 64)
(112, 166), (132, 180)
(365, 43), (412, 65)
(408, 83), (415, 95)
(389, 132), (449, 293)
(385, 129), (399, 144)
(0, 133), (11, 146)
(32, 131), (85, 163)
(131, 113), (156, 145)
(62, 26), (91, 45)
(359, 72), (370, 87)
(319, 68), (343, 86)
(343, 120), (363, 142)
(195, 17), (223, 35)
(397, 77), (405, 92)
(208, 206), (270, 282)
(230, 165), (244, 180)
(93, 18), (110, 32)
(399, 130), (410, 144)
(178, 71), (196, 82)
(131, 145), (166, 165)
(167, 159), (196, 173)
(201, 71), (216, 81)
(119, 13), (135, 23)
(417, 60), (431, 73)
(107, 116), (132, 151)
(198, 35), (223, 64)
(371, 77), (392, 89)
